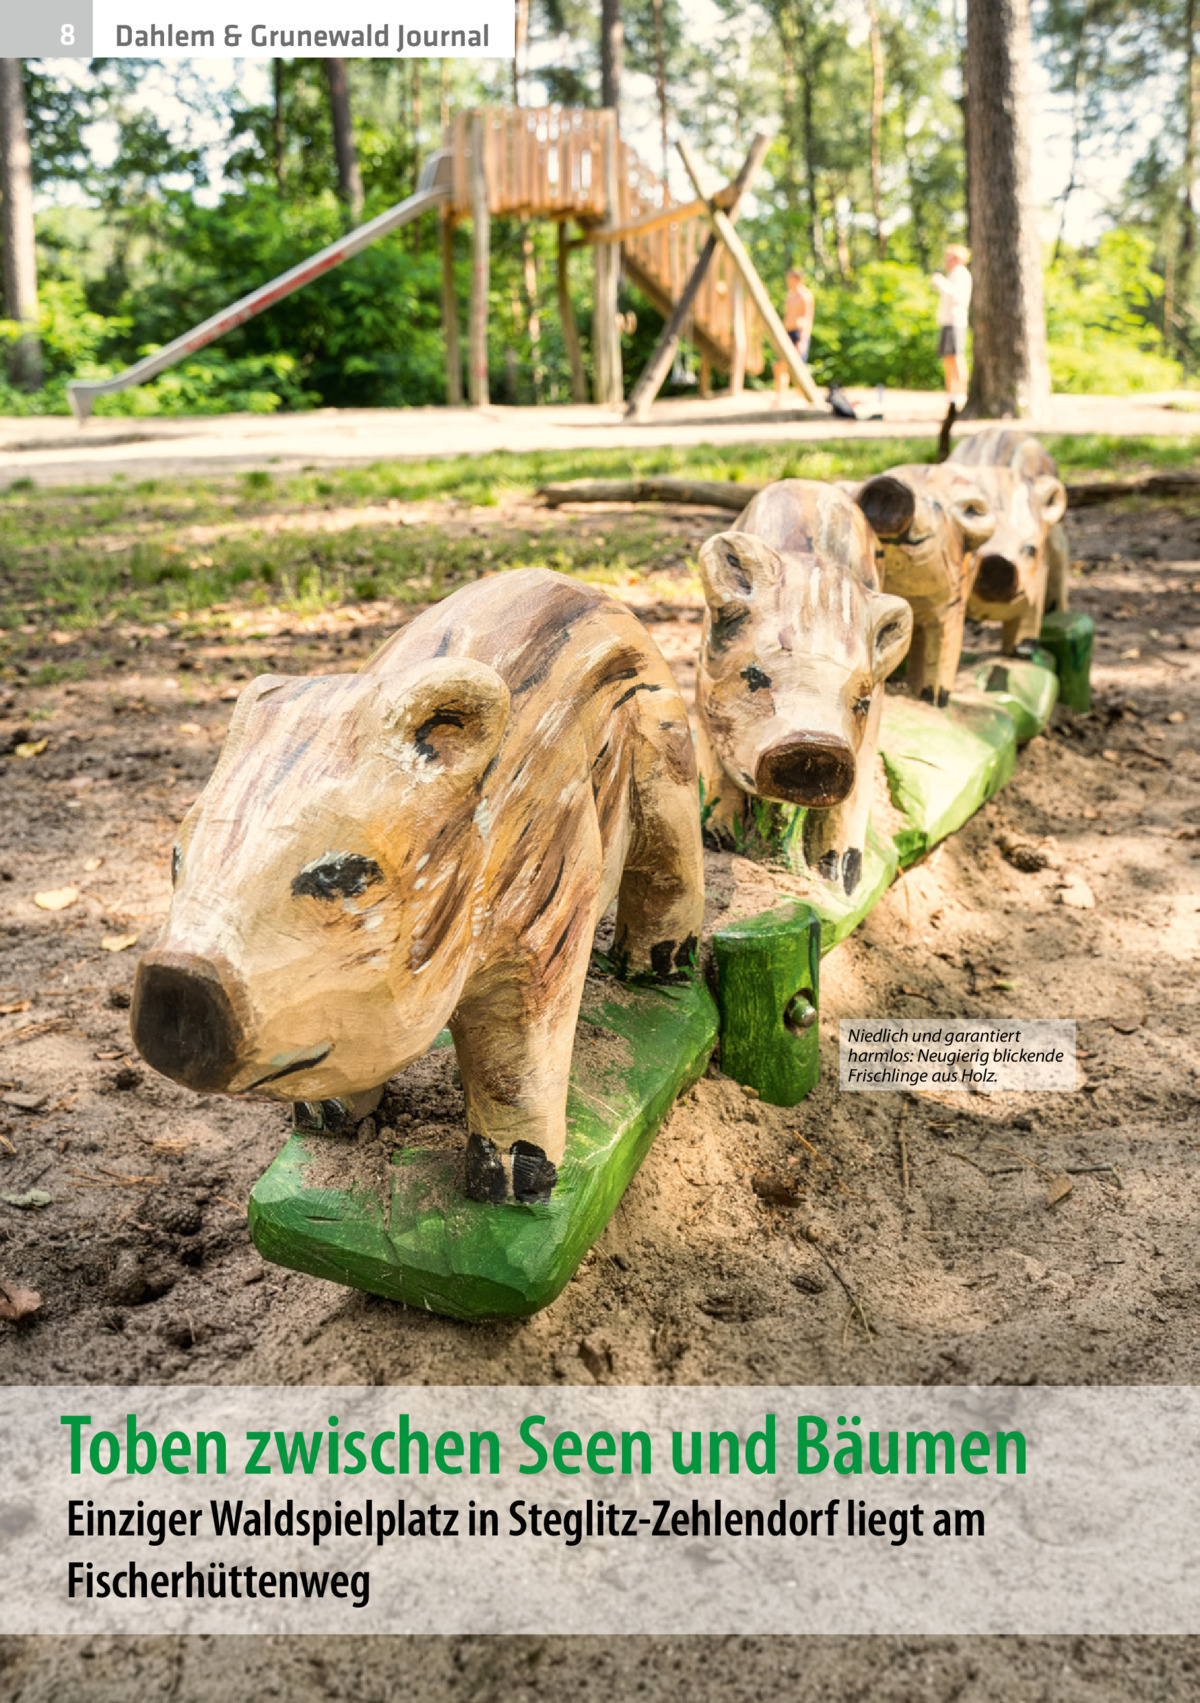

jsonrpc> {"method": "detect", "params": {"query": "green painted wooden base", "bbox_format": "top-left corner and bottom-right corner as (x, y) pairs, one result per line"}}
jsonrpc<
(881, 695), (1017, 867)
(247, 974), (718, 1321)
(1038, 611), (1095, 712)
(713, 900), (820, 1107)
(968, 652), (1059, 743)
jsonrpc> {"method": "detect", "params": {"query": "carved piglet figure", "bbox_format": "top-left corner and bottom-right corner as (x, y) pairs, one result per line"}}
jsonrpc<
(950, 428), (1069, 651)
(853, 464), (996, 706)
(695, 479), (912, 895)
(131, 569), (704, 1204)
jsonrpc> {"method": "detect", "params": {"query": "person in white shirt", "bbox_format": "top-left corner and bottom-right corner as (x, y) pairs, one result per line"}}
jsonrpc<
(930, 244), (972, 408)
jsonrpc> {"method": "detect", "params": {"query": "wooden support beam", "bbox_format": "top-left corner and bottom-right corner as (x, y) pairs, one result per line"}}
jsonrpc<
(468, 114), (490, 408)
(592, 110), (623, 405)
(440, 211), (462, 406)
(677, 135), (825, 410)
(730, 276), (747, 397)
(624, 132), (770, 423)
(557, 223), (588, 403)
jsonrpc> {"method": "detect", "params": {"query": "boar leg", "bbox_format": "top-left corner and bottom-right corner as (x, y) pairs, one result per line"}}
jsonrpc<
(909, 603), (964, 707)
(1001, 604), (1043, 655)
(612, 732), (706, 982)
(453, 919), (598, 1201)
(693, 714), (745, 849)
(1044, 522), (1069, 614)
(801, 692), (882, 896)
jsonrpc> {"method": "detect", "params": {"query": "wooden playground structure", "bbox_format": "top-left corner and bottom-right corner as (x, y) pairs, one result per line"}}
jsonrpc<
(68, 108), (824, 423)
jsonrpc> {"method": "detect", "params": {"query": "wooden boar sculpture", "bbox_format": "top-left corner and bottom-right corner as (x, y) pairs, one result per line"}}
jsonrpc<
(950, 427), (1069, 652)
(853, 464), (996, 707)
(695, 479), (913, 896)
(131, 569), (705, 1206)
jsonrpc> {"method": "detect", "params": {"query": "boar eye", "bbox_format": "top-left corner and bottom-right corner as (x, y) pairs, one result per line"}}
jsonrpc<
(171, 845), (182, 887)
(853, 697), (871, 718)
(1021, 543), (1037, 558)
(741, 664), (772, 692)
(292, 851), (383, 901)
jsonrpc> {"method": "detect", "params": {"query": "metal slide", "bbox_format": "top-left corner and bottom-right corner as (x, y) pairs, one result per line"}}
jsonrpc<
(67, 153), (451, 422)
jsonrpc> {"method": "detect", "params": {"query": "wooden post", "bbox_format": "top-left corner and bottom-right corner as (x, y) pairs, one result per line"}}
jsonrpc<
(730, 277), (746, 398)
(592, 110), (623, 405)
(557, 223), (588, 403)
(677, 136), (825, 409)
(698, 353), (712, 398)
(441, 211), (462, 406)
(624, 132), (770, 422)
(468, 113), (490, 408)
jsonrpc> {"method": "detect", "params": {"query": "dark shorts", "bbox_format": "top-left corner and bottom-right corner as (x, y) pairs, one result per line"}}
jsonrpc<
(938, 325), (964, 358)
(787, 327), (811, 362)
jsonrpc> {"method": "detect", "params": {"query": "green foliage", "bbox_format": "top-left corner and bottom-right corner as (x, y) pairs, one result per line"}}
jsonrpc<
(1045, 230), (1182, 392)
(804, 262), (944, 389)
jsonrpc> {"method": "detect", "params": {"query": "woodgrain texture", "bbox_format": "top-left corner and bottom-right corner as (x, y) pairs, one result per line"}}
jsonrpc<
(694, 479), (912, 897)
(132, 568), (704, 1200)
(852, 463), (997, 706)
(951, 427), (1070, 650)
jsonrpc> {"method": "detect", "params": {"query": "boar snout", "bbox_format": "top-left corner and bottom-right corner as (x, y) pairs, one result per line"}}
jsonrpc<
(974, 553), (1020, 602)
(857, 475), (917, 542)
(132, 951), (245, 1092)
(755, 733), (856, 808)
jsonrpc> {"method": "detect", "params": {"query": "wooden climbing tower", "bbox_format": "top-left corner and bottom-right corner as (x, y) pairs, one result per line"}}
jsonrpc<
(442, 107), (786, 411)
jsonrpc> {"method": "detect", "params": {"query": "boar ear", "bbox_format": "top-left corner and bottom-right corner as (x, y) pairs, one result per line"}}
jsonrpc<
(221, 674), (298, 752)
(869, 593), (913, 684)
(1032, 474), (1068, 528)
(698, 531), (782, 611)
(949, 489), (996, 551)
(380, 658), (510, 785)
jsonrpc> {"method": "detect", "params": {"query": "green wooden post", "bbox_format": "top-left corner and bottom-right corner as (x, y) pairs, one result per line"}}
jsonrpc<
(713, 900), (821, 1106)
(1039, 611), (1094, 712)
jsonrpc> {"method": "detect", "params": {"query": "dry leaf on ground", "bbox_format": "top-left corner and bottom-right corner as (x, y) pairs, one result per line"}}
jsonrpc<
(14, 739), (48, 759)
(34, 886), (79, 912)
(83, 857), (103, 872)
(101, 933), (139, 953)
(0, 1001), (30, 1016)
(1046, 1175), (1074, 1208)
(0, 1282), (42, 1321)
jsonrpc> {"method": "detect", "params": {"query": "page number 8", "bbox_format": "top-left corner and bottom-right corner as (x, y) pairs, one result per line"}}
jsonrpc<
(60, 23), (75, 43)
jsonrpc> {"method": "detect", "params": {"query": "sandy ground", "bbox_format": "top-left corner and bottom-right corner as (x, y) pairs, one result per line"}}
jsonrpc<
(2, 388), (1199, 485)
(1, 492), (1197, 1695)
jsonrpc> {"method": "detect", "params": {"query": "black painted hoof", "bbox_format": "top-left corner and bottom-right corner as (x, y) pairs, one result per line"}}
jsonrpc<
(464, 1133), (508, 1203)
(293, 1098), (356, 1134)
(817, 851), (840, 884)
(511, 1141), (558, 1204)
(936, 686), (950, 708)
(842, 848), (863, 895)
(1013, 637), (1038, 660)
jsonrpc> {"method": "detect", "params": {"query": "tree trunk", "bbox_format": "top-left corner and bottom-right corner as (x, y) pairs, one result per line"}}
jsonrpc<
(441, 212), (462, 405)
(867, 0), (887, 256)
(964, 0), (1050, 418)
(411, 63), (422, 255)
(795, 10), (830, 273)
(272, 59), (285, 193)
(468, 114), (490, 407)
(0, 60), (41, 391)
(514, 0), (529, 105)
(592, 112), (624, 404)
(557, 224), (588, 402)
(652, 0), (669, 183)
(601, 0), (624, 113)
(1177, 0), (1198, 353)
(324, 59), (364, 224)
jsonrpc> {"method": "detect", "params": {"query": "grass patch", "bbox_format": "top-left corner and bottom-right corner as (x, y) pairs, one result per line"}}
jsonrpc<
(0, 434), (1195, 649)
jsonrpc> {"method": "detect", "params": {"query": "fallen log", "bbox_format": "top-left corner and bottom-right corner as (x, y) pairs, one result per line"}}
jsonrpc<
(538, 476), (760, 510)
(1057, 472), (1200, 507)
(537, 469), (1200, 513)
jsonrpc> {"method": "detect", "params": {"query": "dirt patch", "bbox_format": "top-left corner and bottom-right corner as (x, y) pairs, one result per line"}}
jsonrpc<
(0, 498), (1196, 1397)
